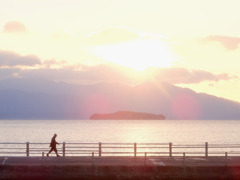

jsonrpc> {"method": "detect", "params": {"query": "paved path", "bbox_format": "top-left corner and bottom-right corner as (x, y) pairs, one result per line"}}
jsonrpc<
(1, 156), (240, 167)
(2, 156), (240, 180)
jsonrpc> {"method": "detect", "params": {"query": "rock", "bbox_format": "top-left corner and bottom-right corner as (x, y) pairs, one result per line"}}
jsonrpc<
(90, 111), (165, 120)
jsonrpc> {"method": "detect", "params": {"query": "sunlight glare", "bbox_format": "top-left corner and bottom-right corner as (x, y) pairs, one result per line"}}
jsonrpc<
(91, 39), (177, 71)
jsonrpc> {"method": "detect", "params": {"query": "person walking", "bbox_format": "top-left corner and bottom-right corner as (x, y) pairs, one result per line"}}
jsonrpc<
(47, 133), (60, 157)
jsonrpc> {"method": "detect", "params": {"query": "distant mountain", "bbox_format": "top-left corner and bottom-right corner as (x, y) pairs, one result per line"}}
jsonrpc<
(90, 111), (165, 120)
(0, 78), (240, 120)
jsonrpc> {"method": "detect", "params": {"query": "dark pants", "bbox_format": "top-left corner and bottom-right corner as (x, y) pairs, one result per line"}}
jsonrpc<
(48, 146), (58, 154)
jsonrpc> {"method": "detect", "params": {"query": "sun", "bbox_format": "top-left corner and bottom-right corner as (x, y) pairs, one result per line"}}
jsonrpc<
(91, 38), (177, 71)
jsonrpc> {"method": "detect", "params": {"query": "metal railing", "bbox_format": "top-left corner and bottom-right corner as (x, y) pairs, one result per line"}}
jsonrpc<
(1, 142), (240, 157)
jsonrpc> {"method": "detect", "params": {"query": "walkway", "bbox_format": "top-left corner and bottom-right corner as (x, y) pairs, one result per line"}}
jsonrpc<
(1, 156), (240, 167)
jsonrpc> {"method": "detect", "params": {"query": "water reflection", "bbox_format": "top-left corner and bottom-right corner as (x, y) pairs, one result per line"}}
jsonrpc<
(0, 120), (240, 145)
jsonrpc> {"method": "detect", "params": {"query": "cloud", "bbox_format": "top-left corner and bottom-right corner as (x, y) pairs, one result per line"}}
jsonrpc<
(2, 21), (28, 34)
(20, 63), (140, 84)
(43, 59), (67, 68)
(152, 68), (235, 84)
(151, 68), (237, 84)
(0, 50), (41, 67)
(14, 61), (237, 86)
(87, 28), (139, 45)
(0, 48), (235, 85)
(79, 63), (140, 83)
(205, 35), (240, 50)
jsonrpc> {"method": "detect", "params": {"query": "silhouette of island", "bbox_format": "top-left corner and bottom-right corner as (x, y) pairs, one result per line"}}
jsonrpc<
(90, 111), (165, 120)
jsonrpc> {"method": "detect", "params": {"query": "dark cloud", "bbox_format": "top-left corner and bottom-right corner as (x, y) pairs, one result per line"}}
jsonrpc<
(2, 21), (27, 33)
(0, 50), (41, 67)
(205, 35), (240, 50)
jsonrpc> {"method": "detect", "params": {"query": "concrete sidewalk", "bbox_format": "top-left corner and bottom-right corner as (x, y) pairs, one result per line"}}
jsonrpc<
(1, 156), (240, 179)
(1, 156), (240, 167)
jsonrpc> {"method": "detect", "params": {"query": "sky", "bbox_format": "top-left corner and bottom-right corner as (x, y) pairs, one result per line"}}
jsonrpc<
(0, 0), (240, 102)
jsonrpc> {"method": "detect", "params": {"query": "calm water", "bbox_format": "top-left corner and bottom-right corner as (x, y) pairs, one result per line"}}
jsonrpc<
(0, 120), (239, 145)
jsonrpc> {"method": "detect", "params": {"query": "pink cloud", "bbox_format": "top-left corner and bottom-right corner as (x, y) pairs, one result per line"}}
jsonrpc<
(205, 35), (240, 50)
(2, 21), (27, 33)
(0, 52), (236, 85)
(153, 68), (235, 84)
(18, 63), (237, 86)
(43, 59), (67, 68)
(20, 63), (139, 84)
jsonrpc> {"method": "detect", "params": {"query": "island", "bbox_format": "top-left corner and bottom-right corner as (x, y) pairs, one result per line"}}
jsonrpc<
(89, 111), (165, 120)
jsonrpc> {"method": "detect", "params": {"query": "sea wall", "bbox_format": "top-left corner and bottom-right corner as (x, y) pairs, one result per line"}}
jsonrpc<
(1, 165), (240, 180)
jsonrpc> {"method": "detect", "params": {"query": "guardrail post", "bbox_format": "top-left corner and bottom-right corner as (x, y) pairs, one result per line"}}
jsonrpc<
(26, 142), (29, 157)
(42, 152), (44, 167)
(92, 152), (94, 166)
(99, 142), (102, 157)
(169, 142), (172, 157)
(63, 142), (66, 157)
(225, 152), (228, 166)
(144, 152), (147, 166)
(134, 143), (137, 157)
(205, 142), (208, 157)
(183, 152), (185, 166)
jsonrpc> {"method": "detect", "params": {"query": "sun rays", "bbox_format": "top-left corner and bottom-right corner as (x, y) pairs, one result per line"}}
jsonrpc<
(91, 38), (177, 71)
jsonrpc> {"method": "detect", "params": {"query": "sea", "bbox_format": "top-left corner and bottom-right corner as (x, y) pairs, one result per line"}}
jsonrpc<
(0, 120), (239, 145)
